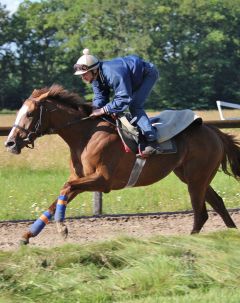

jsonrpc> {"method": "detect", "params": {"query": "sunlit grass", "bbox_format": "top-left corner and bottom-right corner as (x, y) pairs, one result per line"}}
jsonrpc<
(0, 230), (240, 302)
(0, 166), (239, 221)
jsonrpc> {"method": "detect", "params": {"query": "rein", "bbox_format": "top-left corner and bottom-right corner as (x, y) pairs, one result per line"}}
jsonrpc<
(48, 116), (92, 133)
(47, 116), (120, 138)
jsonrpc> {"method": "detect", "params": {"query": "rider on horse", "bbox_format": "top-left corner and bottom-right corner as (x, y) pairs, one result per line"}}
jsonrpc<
(74, 48), (160, 156)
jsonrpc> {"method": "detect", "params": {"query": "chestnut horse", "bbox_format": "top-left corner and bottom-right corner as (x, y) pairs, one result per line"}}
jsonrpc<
(5, 84), (239, 245)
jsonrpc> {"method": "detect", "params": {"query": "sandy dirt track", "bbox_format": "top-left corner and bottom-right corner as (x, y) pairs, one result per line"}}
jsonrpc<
(0, 210), (240, 251)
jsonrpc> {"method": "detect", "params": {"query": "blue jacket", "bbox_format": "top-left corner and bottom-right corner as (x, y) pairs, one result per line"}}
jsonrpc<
(92, 55), (146, 114)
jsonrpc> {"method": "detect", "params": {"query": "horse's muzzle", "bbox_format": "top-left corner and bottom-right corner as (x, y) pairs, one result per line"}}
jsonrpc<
(5, 138), (22, 154)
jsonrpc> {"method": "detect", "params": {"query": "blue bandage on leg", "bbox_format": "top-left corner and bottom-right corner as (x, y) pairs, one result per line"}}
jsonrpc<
(29, 210), (52, 236)
(54, 195), (68, 222)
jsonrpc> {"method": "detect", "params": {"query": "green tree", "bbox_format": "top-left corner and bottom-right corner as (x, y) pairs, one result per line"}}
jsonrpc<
(0, 0), (240, 110)
(150, 0), (240, 109)
(44, 0), (155, 99)
(0, 4), (20, 109)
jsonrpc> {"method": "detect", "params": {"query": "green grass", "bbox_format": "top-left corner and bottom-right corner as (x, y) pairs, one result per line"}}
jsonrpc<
(0, 109), (16, 114)
(0, 166), (240, 221)
(0, 230), (240, 302)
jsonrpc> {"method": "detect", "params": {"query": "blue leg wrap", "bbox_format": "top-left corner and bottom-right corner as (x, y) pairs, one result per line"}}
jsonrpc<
(54, 195), (68, 222)
(29, 210), (52, 236)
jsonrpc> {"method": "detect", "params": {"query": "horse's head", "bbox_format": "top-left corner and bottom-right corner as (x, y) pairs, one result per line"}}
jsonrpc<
(5, 90), (51, 154)
(5, 85), (91, 154)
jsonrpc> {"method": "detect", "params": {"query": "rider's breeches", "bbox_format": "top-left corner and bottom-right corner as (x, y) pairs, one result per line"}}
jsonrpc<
(129, 63), (159, 141)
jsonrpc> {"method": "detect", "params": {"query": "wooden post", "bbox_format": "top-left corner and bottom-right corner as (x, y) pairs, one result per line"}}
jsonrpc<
(93, 192), (102, 215)
(0, 127), (10, 136)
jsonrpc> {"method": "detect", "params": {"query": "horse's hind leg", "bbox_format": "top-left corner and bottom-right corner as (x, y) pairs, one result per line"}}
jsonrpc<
(205, 186), (237, 228)
(188, 183), (209, 234)
(174, 167), (209, 234)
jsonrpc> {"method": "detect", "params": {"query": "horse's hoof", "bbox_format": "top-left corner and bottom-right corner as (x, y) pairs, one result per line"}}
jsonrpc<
(19, 238), (29, 246)
(61, 226), (68, 239)
(190, 230), (200, 235)
(56, 222), (68, 239)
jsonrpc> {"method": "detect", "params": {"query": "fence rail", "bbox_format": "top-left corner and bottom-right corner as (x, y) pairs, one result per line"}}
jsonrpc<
(0, 127), (11, 136)
(2, 120), (240, 136)
(204, 120), (240, 128)
(1, 119), (240, 215)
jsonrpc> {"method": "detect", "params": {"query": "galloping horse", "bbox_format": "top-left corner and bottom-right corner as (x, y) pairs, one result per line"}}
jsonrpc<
(5, 84), (239, 245)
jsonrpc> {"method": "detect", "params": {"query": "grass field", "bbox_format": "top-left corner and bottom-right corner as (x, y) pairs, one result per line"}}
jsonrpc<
(1, 110), (240, 220)
(0, 230), (240, 303)
(0, 165), (240, 221)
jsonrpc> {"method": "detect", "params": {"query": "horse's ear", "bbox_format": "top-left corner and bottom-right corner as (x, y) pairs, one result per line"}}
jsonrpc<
(35, 91), (49, 102)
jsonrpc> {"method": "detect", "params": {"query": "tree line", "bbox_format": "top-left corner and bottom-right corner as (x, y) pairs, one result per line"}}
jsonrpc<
(0, 0), (239, 110)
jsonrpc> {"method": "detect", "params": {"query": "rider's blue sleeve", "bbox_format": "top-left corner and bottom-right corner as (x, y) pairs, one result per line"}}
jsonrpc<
(103, 69), (133, 114)
(92, 81), (110, 108)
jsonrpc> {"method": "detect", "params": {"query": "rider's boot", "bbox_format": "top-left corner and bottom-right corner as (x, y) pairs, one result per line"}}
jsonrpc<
(138, 130), (163, 157)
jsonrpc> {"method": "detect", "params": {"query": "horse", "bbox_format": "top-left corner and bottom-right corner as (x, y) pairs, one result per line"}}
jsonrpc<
(5, 84), (239, 245)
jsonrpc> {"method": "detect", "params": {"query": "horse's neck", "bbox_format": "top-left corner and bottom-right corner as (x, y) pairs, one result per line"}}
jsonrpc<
(49, 110), (93, 147)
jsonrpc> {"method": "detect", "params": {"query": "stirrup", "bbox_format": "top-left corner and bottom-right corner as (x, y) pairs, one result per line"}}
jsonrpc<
(137, 141), (164, 158)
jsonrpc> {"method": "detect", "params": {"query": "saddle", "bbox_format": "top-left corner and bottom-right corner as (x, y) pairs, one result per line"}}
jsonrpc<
(114, 110), (202, 157)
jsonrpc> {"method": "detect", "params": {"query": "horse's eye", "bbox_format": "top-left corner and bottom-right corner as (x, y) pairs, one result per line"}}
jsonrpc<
(26, 112), (34, 118)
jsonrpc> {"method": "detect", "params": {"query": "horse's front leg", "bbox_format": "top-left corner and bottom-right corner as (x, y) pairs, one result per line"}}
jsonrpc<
(54, 193), (70, 239)
(54, 188), (80, 239)
(20, 188), (77, 245)
(21, 173), (108, 245)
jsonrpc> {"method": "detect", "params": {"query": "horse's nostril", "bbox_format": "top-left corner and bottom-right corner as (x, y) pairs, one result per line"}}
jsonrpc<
(5, 140), (16, 147)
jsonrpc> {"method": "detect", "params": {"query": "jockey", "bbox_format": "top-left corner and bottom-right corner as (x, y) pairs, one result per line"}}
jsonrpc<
(74, 48), (160, 156)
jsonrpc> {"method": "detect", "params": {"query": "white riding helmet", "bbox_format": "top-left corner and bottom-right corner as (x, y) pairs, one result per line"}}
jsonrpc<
(74, 48), (99, 75)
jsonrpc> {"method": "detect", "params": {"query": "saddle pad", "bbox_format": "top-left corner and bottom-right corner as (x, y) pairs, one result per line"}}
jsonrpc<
(150, 109), (202, 143)
(157, 139), (177, 154)
(117, 120), (177, 154)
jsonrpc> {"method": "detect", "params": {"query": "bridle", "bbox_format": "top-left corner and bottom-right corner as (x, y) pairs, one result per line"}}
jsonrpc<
(13, 103), (48, 149)
(13, 99), (92, 149)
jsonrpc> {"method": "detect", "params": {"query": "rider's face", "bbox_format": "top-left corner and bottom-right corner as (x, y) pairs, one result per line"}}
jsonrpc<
(81, 71), (95, 84)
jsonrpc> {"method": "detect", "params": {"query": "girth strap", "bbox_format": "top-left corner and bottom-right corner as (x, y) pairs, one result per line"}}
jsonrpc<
(125, 158), (146, 188)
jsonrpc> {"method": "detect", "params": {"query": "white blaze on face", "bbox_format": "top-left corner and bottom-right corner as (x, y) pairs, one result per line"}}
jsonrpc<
(7, 104), (29, 140)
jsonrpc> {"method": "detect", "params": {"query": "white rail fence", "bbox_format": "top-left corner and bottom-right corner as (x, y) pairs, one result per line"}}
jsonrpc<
(216, 100), (240, 120)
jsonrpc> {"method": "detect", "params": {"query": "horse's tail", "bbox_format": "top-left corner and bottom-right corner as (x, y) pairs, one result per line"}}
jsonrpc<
(207, 124), (240, 179)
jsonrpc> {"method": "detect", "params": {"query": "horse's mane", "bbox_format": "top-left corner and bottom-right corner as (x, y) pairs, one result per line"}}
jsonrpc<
(31, 84), (92, 115)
